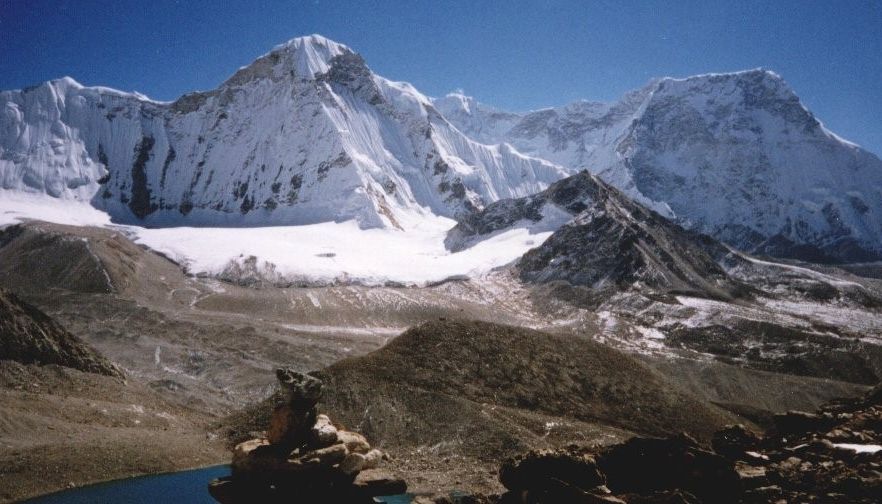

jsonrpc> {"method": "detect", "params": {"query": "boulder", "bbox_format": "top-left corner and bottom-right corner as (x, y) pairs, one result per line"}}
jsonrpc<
(294, 443), (349, 467)
(352, 469), (408, 497)
(339, 452), (366, 475)
(734, 462), (769, 489)
(712, 424), (762, 460)
(597, 436), (741, 503)
(207, 477), (238, 504)
(275, 367), (323, 406)
(337, 429), (371, 454)
(231, 438), (286, 476)
(310, 414), (338, 447)
(773, 411), (837, 437)
(499, 447), (605, 494)
(620, 490), (701, 504)
(266, 403), (316, 447)
(363, 448), (384, 470)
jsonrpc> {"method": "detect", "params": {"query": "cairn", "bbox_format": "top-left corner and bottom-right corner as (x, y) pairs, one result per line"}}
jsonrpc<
(208, 368), (406, 503)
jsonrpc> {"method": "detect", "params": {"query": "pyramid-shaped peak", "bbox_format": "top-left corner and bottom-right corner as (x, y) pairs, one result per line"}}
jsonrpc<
(277, 34), (352, 54)
(272, 34), (354, 77)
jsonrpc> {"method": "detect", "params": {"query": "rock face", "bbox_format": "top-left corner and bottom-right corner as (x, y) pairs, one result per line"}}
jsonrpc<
(487, 384), (882, 503)
(437, 70), (882, 263)
(0, 223), (115, 294)
(0, 288), (122, 378)
(0, 35), (565, 229)
(207, 368), (405, 503)
(449, 171), (749, 301)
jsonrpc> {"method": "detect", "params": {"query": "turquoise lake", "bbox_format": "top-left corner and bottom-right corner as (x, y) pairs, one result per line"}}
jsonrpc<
(21, 465), (412, 503)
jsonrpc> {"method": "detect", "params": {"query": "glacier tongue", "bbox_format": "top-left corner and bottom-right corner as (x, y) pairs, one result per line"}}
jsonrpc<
(0, 34), (566, 230)
(437, 70), (882, 263)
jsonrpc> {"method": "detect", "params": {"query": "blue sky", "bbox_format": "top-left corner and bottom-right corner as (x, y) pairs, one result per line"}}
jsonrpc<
(1, 0), (880, 155)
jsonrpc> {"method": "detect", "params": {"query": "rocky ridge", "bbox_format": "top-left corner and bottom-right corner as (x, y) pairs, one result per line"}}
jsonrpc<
(424, 384), (882, 503)
(448, 171), (748, 301)
(0, 288), (122, 378)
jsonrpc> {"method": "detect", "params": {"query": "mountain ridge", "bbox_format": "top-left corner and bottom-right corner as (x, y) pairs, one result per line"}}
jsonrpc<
(436, 69), (882, 263)
(0, 34), (566, 230)
(3, 36), (881, 263)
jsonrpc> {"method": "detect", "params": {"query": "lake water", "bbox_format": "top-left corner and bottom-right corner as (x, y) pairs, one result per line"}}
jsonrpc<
(21, 465), (413, 503)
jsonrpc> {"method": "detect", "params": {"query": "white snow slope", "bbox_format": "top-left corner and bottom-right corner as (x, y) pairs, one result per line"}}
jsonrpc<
(0, 190), (551, 286)
(0, 35), (565, 230)
(436, 70), (882, 262)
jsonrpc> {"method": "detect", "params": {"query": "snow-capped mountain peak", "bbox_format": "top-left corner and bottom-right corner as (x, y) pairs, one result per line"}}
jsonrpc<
(0, 35), (566, 230)
(439, 69), (882, 262)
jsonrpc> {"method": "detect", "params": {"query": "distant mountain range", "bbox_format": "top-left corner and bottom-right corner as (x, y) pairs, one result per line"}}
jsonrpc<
(2, 34), (881, 262)
(436, 70), (882, 263)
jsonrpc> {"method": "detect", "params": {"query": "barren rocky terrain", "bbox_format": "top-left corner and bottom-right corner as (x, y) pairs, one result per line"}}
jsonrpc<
(0, 219), (877, 501)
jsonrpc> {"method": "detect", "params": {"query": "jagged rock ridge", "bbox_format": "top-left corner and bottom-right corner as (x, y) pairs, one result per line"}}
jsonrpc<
(449, 171), (748, 300)
(0, 288), (122, 377)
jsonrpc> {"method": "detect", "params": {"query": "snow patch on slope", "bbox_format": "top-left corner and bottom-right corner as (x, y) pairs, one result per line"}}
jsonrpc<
(0, 193), (550, 286)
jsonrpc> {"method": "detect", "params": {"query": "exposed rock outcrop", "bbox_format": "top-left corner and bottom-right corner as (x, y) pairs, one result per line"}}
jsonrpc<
(0, 288), (122, 378)
(448, 171), (750, 301)
(485, 384), (882, 503)
(208, 368), (405, 503)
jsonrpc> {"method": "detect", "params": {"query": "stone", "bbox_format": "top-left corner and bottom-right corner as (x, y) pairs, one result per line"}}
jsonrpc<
(352, 469), (408, 497)
(294, 443), (349, 467)
(597, 436), (741, 503)
(735, 462), (768, 489)
(266, 403), (316, 447)
(619, 490), (701, 504)
(528, 476), (626, 503)
(231, 438), (286, 476)
(275, 367), (323, 406)
(340, 452), (366, 475)
(207, 477), (238, 504)
(712, 424), (761, 459)
(743, 485), (782, 502)
(337, 429), (371, 454)
(310, 414), (338, 447)
(363, 448), (384, 470)
(773, 411), (836, 437)
(499, 447), (605, 493)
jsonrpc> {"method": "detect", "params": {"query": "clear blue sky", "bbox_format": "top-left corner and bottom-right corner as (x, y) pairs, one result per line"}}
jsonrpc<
(1, 0), (880, 155)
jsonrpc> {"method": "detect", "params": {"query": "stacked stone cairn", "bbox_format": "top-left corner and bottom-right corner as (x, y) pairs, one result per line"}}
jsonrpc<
(208, 368), (406, 503)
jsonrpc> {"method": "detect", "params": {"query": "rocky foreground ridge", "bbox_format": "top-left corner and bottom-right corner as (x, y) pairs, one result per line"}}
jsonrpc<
(416, 383), (882, 504)
(211, 371), (881, 503)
